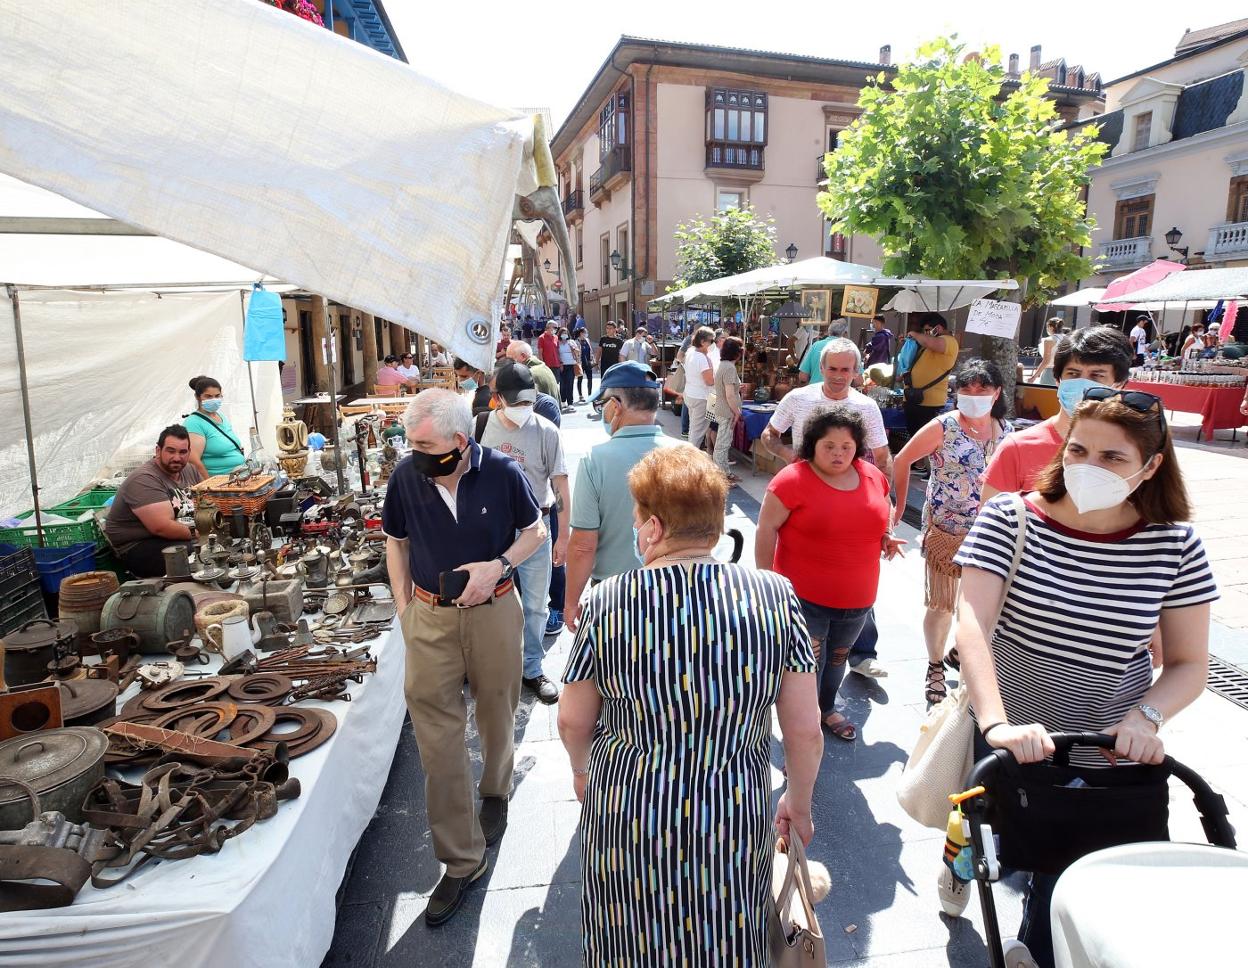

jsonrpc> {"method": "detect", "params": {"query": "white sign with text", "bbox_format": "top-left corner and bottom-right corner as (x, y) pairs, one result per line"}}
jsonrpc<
(965, 298), (1022, 339)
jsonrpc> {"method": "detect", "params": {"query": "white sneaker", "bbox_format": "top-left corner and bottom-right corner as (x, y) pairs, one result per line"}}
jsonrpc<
(937, 866), (970, 918)
(848, 656), (888, 678)
(1002, 939), (1039, 968)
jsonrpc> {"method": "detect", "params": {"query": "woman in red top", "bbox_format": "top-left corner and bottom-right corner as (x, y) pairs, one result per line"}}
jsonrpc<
(756, 405), (906, 741)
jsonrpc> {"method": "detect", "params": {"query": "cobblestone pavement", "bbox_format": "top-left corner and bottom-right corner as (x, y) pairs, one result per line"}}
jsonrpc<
(324, 402), (1248, 967)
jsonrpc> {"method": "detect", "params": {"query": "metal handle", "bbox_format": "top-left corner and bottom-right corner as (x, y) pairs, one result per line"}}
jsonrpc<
(18, 619), (55, 632)
(15, 740), (46, 761)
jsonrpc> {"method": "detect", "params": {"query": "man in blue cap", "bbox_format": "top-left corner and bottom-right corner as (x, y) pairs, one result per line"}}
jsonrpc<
(563, 361), (679, 631)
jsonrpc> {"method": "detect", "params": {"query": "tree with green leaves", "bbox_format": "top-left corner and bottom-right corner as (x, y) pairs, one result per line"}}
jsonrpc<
(670, 206), (778, 291)
(818, 37), (1107, 404)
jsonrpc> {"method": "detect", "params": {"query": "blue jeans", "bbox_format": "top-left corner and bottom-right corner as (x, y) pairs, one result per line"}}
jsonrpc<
(515, 531), (553, 679)
(681, 401), (690, 435)
(548, 506), (565, 611)
(798, 600), (870, 716)
(849, 607), (878, 661)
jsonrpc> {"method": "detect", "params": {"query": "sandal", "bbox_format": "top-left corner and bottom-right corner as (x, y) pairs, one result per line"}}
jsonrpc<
(925, 661), (947, 707)
(821, 713), (857, 742)
(943, 647), (961, 672)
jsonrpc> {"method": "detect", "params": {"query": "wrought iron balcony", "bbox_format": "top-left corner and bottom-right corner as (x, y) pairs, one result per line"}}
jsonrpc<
(562, 190), (584, 220)
(1096, 236), (1153, 271)
(706, 141), (764, 172)
(589, 146), (632, 204)
(1206, 222), (1248, 262)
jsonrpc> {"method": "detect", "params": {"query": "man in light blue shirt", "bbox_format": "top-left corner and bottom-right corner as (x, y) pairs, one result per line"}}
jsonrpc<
(563, 362), (679, 630)
(797, 318), (850, 386)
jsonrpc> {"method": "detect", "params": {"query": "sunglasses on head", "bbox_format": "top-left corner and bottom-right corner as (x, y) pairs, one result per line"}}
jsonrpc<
(1081, 385), (1168, 434)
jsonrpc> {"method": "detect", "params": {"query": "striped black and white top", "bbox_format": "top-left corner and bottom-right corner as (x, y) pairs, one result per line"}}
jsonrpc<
(564, 562), (815, 966)
(954, 495), (1218, 764)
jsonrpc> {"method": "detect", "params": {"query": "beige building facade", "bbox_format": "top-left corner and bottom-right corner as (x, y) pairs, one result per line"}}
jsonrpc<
(1080, 22), (1248, 304)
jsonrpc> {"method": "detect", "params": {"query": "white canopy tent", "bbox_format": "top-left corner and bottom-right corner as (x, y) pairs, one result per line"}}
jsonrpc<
(1107, 268), (1248, 304)
(1052, 287), (1107, 307)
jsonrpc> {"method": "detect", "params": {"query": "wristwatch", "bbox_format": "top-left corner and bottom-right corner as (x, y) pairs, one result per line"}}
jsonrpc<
(496, 554), (514, 581)
(1135, 703), (1164, 731)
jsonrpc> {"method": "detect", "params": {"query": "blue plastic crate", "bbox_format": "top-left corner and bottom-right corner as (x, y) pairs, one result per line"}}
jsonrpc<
(31, 542), (97, 595)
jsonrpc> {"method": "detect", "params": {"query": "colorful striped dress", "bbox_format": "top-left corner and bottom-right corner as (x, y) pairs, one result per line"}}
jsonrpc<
(563, 562), (815, 966)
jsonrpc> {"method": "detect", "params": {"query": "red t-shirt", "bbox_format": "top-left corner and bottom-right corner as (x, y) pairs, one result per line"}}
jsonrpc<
(768, 459), (891, 609)
(538, 332), (561, 369)
(983, 418), (1064, 494)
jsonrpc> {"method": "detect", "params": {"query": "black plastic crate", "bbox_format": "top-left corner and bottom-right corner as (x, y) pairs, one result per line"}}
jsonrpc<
(0, 546), (37, 586)
(0, 580), (48, 637)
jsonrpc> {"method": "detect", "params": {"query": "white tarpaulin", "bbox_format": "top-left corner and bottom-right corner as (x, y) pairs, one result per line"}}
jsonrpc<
(882, 279), (1018, 313)
(0, 0), (535, 370)
(0, 289), (283, 519)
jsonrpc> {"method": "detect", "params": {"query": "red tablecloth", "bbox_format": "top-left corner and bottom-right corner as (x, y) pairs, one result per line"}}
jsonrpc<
(1125, 381), (1245, 441)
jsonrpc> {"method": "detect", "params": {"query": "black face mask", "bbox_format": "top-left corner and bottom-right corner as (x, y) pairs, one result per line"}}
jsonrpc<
(411, 445), (463, 478)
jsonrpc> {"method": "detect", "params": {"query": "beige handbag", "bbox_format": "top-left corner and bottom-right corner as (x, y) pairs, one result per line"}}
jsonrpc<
(896, 493), (1028, 829)
(769, 834), (826, 966)
(667, 360), (687, 394)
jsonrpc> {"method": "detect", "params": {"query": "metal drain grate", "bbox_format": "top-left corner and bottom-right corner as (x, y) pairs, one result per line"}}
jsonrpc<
(1207, 656), (1248, 712)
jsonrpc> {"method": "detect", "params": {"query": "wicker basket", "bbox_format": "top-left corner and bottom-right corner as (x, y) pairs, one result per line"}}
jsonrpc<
(191, 473), (279, 516)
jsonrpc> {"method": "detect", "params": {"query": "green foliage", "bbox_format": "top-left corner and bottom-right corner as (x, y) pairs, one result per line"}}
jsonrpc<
(817, 37), (1107, 305)
(670, 206), (778, 291)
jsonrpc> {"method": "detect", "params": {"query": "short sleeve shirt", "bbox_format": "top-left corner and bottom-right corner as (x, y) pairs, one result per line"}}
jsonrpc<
(682, 349), (713, 401)
(570, 426), (680, 580)
(105, 459), (203, 548)
(767, 385), (887, 454)
(798, 337), (831, 384)
(598, 336), (623, 370)
(479, 411), (567, 508)
(909, 335), (959, 407)
(982, 418), (1064, 494)
(381, 441), (541, 593)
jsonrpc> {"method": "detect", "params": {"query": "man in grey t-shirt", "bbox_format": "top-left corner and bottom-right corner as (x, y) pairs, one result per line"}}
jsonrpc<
(480, 363), (570, 704)
(104, 424), (203, 577)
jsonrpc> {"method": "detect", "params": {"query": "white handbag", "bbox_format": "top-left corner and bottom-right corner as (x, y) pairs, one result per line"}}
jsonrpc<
(769, 834), (826, 966)
(896, 493), (1028, 829)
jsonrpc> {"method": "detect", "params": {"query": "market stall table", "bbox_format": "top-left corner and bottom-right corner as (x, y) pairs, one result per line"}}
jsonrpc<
(0, 612), (406, 968)
(342, 396), (411, 417)
(734, 403), (779, 473)
(1125, 380), (1244, 441)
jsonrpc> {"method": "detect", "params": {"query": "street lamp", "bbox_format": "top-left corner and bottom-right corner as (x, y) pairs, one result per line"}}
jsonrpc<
(609, 249), (637, 279)
(543, 259), (552, 271)
(1164, 226), (1189, 261)
(785, 242), (798, 263)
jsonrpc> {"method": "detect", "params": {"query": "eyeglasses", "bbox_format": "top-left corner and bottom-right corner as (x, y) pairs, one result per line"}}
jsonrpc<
(1081, 386), (1168, 434)
(591, 394), (615, 414)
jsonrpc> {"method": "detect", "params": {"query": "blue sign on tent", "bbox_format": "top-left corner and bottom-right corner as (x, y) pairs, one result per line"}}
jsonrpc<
(243, 285), (286, 362)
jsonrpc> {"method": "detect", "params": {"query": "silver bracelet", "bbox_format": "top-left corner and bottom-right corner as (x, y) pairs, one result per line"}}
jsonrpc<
(572, 765), (590, 777)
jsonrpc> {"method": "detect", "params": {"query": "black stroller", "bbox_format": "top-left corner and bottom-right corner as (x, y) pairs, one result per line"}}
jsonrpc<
(957, 731), (1238, 968)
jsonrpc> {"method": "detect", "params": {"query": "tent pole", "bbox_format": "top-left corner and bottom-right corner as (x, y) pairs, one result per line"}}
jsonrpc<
(7, 285), (44, 547)
(324, 327), (348, 496)
(240, 291), (261, 435)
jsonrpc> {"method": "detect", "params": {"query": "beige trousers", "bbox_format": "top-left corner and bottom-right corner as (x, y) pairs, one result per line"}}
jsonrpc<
(399, 589), (523, 877)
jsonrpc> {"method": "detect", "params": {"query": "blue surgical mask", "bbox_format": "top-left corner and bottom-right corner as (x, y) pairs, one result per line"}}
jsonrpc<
(1057, 378), (1099, 416)
(460, 378), (478, 393)
(200, 399), (222, 414)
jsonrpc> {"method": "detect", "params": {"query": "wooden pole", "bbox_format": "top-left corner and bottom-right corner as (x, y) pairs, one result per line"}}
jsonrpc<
(7, 285), (44, 546)
(309, 295), (329, 393)
(359, 311), (378, 390)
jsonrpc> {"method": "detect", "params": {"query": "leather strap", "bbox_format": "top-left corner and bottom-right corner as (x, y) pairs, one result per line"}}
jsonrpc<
(0, 846), (92, 911)
(411, 577), (514, 608)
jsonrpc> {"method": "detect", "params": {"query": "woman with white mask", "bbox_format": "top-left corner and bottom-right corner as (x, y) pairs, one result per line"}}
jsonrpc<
(952, 387), (1216, 968)
(891, 359), (1012, 706)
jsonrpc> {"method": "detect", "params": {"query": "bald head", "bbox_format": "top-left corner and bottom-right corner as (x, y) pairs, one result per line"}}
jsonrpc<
(506, 339), (533, 363)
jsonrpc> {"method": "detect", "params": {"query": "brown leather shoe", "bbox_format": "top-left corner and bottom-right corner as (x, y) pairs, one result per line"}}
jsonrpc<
(425, 857), (488, 927)
(479, 796), (508, 845)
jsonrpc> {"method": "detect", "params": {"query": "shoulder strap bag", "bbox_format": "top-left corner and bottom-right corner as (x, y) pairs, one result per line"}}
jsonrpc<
(185, 411), (246, 458)
(900, 342), (955, 406)
(896, 493), (1029, 828)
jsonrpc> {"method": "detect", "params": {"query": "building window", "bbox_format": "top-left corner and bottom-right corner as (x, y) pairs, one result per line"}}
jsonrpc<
(1114, 195), (1153, 239)
(599, 92), (629, 158)
(827, 129), (840, 152)
(617, 225), (629, 270)
(717, 190), (743, 211)
(601, 234), (611, 286)
(706, 89), (767, 170)
(1132, 111), (1152, 152)
(575, 225), (583, 267)
(1229, 176), (1248, 224)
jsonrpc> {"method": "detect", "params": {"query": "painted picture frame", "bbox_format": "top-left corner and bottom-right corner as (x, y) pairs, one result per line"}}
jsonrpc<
(841, 285), (879, 319)
(800, 289), (831, 325)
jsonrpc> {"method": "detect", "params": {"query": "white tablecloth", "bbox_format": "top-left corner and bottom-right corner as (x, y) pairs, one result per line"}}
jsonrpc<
(0, 618), (407, 967)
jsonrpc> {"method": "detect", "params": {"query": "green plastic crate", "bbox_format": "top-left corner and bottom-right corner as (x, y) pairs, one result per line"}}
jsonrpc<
(48, 487), (117, 517)
(0, 513), (102, 550)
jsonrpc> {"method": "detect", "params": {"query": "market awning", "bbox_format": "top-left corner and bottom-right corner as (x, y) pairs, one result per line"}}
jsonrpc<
(1095, 259), (1186, 312)
(1051, 287), (1107, 307)
(1106, 267), (1248, 305)
(880, 279), (1018, 313)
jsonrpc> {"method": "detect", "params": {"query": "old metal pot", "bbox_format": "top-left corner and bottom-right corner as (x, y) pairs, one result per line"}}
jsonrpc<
(1, 618), (79, 688)
(57, 571), (120, 643)
(99, 580), (195, 655)
(57, 679), (119, 728)
(0, 727), (107, 828)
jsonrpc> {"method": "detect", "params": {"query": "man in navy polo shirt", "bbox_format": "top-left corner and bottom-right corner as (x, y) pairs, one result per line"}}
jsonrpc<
(383, 389), (546, 927)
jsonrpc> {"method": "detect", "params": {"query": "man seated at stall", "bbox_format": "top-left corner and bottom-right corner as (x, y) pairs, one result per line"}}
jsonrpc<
(104, 425), (202, 578)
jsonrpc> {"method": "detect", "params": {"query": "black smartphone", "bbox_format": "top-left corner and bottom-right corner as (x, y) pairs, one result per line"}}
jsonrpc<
(439, 568), (470, 601)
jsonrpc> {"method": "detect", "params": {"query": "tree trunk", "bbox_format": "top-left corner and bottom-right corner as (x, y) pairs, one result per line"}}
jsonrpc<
(977, 285), (1025, 418)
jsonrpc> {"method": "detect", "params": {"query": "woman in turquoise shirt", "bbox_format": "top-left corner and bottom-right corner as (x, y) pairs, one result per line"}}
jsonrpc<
(185, 375), (246, 478)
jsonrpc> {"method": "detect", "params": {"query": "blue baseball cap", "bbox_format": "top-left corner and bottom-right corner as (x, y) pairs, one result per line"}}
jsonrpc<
(589, 361), (660, 402)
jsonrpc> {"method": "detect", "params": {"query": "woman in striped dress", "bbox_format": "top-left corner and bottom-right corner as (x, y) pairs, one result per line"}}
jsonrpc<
(954, 389), (1217, 968)
(558, 446), (824, 966)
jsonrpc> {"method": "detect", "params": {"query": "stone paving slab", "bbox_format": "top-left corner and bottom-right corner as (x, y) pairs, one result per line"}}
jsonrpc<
(325, 404), (1248, 967)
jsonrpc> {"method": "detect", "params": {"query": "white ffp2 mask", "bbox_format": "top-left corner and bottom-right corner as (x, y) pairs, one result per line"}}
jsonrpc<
(1063, 461), (1148, 514)
(956, 394), (994, 418)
